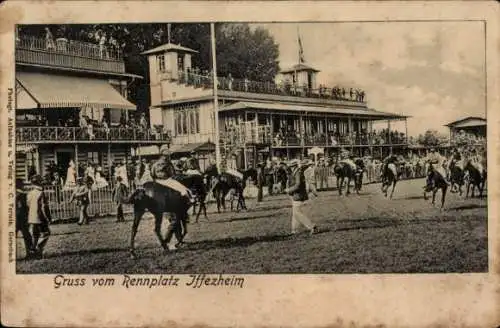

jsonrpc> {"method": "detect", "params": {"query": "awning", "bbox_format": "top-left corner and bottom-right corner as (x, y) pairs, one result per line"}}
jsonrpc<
(219, 101), (408, 120)
(16, 72), (136, 110)
(169, 142), (215, 154)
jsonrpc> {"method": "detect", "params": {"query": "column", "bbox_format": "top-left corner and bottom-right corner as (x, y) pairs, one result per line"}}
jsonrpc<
(405, 118), (408, 144)
(75, 143), (79, 178)
(107, 143), (112, 178)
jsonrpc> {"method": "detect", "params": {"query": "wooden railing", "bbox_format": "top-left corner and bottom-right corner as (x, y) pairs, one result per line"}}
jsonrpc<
(16, 126), (171, 144)
(16, 36), (125, 74)
(271, 134), (408, 147)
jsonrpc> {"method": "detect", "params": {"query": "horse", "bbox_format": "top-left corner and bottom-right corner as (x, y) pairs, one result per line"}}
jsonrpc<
(212, 168), (258, 213)
(334, 159), (364, 196)
(448, 161), (465, 196)
(423, 165), (448, 209)
(127, 180), (191, 259)
(380, 162), (403, 199)
(463, 161), (486, 198)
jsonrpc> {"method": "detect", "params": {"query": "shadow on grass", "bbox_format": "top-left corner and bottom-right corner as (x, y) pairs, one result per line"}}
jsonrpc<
(448, 204), (487, 211)
(183, 233), (294, 251)
(334, 216), (402, 232)
(222, 213), (278, 223)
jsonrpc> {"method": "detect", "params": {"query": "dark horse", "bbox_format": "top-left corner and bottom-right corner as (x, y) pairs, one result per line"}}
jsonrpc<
(423, 165), (448, 209)
(127, 174), (206, 258)
(463, 161), (486, 198)
(212, 167), (258, 213)
(448, 161), (465, 196)
(334, 159), (364, 196)
(381, 162), (404, 199)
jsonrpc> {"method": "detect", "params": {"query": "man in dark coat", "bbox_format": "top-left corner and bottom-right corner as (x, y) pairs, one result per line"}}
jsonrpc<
(16, 179), (34, 259)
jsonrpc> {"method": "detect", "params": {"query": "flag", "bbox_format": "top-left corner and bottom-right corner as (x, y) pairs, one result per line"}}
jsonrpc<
(298, 33), (305, 63)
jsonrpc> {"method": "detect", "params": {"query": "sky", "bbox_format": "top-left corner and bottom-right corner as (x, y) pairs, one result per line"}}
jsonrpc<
(252, 22), (486, 137)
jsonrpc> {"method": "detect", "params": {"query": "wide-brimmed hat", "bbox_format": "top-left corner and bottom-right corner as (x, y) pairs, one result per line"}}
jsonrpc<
(288, 159), (300, 167)
(160, 149), (171, 156)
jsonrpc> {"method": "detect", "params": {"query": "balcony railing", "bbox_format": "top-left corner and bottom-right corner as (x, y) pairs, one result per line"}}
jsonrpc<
(272, 134), (408, 147)
(16, 36), (125, 74)
(178, 71), (367, 103)
(16, 126), (171, 144)
(220, 125), (272, 146)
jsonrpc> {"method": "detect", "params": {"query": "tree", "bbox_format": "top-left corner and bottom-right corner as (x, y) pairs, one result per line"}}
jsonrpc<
(417, 129), (448, 147)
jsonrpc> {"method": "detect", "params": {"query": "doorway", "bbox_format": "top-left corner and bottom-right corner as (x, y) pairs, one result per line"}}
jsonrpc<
(56, 151), (74, 181)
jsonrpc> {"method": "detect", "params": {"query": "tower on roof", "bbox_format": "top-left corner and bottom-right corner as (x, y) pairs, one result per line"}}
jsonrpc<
(141, 43), (198, 82)
(277, 63), (320, 91)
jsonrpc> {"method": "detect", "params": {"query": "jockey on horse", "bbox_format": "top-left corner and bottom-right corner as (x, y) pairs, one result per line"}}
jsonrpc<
(468, 148), (486, 179)
(338, 148), (360, 172)
(150, 150), (196, 204)
(184, 151), (202, 176)
(425, 148), (450, 191)
(380, 152), (399, 182)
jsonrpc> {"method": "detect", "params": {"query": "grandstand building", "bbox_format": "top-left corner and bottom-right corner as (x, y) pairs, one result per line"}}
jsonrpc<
(445, 116), (486, 144)
(142, 42), (409, 169)
(14, 33), (170, 181)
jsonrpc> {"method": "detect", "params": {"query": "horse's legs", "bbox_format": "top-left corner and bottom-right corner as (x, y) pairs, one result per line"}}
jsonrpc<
(129, 208), (144, 259)
(390, 181), (396, 199)
(346, 177), (351, 195)
(337, 177), (342, 195)
(441, 185), (447, 209)
(152, 211), (167, 252)
(432, 188), (437, 205)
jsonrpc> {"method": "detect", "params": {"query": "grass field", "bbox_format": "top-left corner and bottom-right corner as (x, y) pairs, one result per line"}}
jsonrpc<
(16, 178), (488, 274)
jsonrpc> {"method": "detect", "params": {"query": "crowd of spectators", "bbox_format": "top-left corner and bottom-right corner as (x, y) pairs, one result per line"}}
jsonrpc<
(179, 68), (367, 103)
(271, 128), (407, 147)
(16, 112), (168, 142)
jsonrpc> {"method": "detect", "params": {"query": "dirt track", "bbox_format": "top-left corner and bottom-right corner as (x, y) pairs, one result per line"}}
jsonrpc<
(16, 178), (488, 274)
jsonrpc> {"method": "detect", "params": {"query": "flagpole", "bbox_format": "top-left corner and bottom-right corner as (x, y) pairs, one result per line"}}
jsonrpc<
(211, 23), (221, 172)
(167, 23), (171, 43)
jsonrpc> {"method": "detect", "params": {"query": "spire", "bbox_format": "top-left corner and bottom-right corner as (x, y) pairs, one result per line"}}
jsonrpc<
(298, 27), (305, 64)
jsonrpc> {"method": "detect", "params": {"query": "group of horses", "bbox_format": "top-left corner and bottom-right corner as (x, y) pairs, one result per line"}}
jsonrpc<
(125, 156), (486, 258)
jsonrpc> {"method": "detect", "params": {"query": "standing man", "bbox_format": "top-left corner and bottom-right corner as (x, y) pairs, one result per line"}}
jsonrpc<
(112, 176), (128, 223)
(285, 159), (317, 235)
(256, 163), (264, 202)
(26, 175), (51, 258)
(303, 159), (318, 197)
(16, 179), (33, 259)
(70, 177), (90, 225)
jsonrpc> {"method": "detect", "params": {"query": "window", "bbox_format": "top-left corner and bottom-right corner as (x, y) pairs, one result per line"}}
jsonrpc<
(173, 104), (200, 136)
(157, 54), (166, 72)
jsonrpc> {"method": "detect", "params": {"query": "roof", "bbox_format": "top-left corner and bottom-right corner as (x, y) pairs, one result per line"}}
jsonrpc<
(169, 142), (215, 155)
(16, 71), (136, 110)
(445, 116), (486, 128)
(141, 43), (198, 56)
(280, 63), (320, 74)
(219, 101), (408, 120)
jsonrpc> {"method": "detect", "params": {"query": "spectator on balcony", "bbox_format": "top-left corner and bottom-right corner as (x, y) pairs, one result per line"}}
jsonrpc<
(102, 118), (110, 138)
(120, 112), (127, 127)
(243, 78), (250, 92)
(227, 73), (234, 91)
(139, 113), (148, 131)
(45, 27), (56, 51)
(99, 32), (108, 59)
